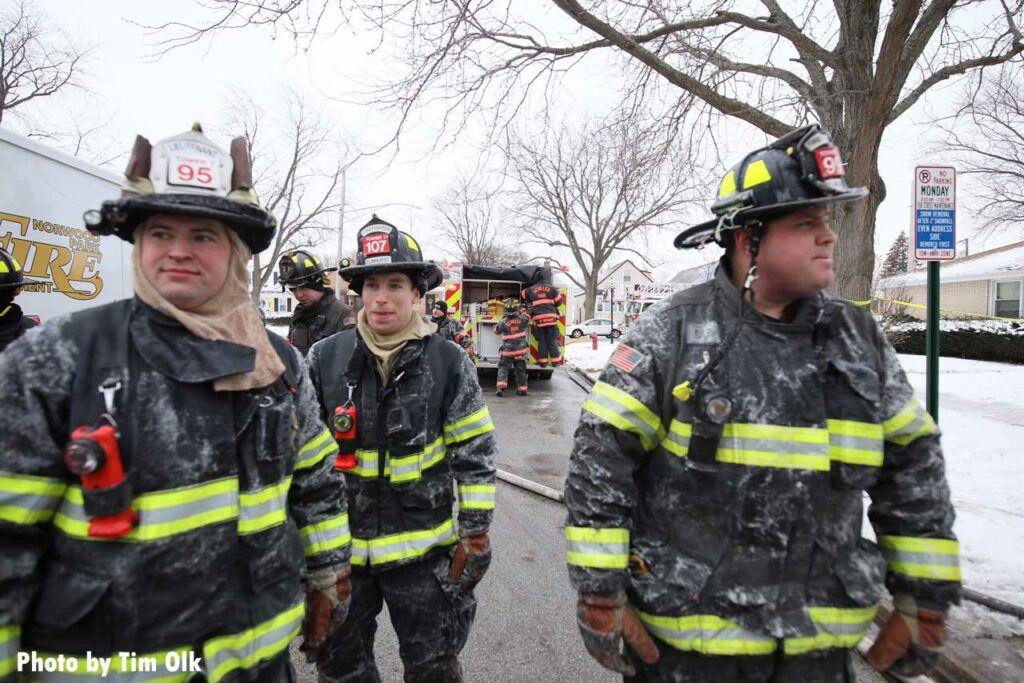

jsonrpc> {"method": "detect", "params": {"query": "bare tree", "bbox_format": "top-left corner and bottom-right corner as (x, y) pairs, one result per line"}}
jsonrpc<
(936, 59), (1024, 239)
(223, 90), (350, 301)
(504, 117), (700, 319)
(431, 173), (523, 266)
(0, 0), (86, 125)
(149, 1), (1024, 300)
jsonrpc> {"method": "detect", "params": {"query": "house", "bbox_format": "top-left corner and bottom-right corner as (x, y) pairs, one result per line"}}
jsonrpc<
(877, 241), (1024, 320)
(259, 270), (357, 317)
(571, 259), (653, 323)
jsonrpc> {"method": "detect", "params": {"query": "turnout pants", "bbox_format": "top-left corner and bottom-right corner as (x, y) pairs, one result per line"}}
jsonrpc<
(317, 552), (477, 683)
(624, 643), (855, 683)
(497, 356), (527, 390)
(535, 325), (560, 364)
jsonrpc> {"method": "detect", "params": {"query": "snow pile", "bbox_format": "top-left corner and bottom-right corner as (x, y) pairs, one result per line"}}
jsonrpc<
(887, 319), (1024, 335)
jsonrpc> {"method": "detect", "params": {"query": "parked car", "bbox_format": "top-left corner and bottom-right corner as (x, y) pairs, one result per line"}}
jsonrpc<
(568, 318), (622, 339)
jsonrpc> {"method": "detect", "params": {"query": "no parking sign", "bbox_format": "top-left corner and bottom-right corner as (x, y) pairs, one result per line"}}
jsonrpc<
(914, 166), (956, 261)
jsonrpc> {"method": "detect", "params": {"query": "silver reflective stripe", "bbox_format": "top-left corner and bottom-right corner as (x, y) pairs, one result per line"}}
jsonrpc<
(719, 436), (828, 458)
(444, 409), (494, 444)
(637, 612), (776, 656)
(295, 429), (336, 470)
(829, 432), (882, 452)
(300, 513), (351, 557)
(204, 602), (304, 682)
(457, 488), (495, 509)
(350, 519), (458, 566)
(238, 478), (290, 535)
(882, 547), (961, 569)
(584, 390), (663, 450)
(565, 538), (629, 557)
(661, 421), (691, 457)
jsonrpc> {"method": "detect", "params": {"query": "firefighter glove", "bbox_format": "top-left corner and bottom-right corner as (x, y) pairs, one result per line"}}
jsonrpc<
(300, 567), (352, 662)
(448, 530), (491, 592)
(576, 591), (659, 676)
(867, 594), (947, 677)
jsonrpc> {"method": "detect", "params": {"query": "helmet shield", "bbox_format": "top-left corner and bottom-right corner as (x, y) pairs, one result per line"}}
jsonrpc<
(83, 124), (278, 254)
(675, 124), (867, 249)
(338, 215), (443, 295)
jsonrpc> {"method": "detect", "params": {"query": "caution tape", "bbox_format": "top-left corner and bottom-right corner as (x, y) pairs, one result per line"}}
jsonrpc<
(851, 297), (1024, 323)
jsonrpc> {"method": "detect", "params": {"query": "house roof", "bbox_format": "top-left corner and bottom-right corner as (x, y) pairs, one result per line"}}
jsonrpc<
(596, 259), (654, 287)
(882, 240), (1024, 287)
(669, 261), (717, 284)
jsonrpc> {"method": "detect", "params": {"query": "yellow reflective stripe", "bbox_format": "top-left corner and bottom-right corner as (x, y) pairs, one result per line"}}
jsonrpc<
(661, 420), (692, 458)
(637, 611), (776, 655)
(718, 170), (737, 197)
(204, 601), (304, 682)
(349, 518), (457, 566)
(54, 478), (239, 542)
(879, 536), (961, 581)
(390, 436), (446, 484)
(784, 606), (877, 655)
(0, 472), (67, 525)
(458, 483), (496, 510)
(0, 624), (19, 678)
(443, 407), (495, 444)
(296, 429), (336, 470)
(299, 513), (351, 556)
(238, 477), (291, 535)
(827, 419), (883, 467)
(565, 526), (630, 569)
(583, 382), (665, 451)
(25, 647), (194, 681)
(883, 396), (938, 446)
(717, 423), (830, 471)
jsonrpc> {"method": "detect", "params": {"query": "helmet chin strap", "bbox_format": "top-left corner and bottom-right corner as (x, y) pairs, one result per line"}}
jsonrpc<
(691, 222), (765, 399)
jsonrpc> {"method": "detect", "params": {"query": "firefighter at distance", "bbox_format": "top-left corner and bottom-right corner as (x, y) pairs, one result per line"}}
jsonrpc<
(433, 300), (475, 357)
(522, 272), (563, 366)
(279, 248), (355, 356)
(494, 299), (531, 397)
(306, 214), (497, 682)
(0, 124), (351, 682)
(0, 247), (41, 353)
(564, 124), (960, 682)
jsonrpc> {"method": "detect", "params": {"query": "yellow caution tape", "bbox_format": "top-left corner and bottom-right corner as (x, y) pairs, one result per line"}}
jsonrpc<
(851, 297), (1024, 323)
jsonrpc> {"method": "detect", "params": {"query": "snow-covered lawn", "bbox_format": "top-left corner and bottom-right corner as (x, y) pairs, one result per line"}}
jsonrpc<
(566, 338), (1024, 612)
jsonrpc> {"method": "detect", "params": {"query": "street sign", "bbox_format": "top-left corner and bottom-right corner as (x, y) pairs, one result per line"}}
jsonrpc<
(914, 166), (956, 261)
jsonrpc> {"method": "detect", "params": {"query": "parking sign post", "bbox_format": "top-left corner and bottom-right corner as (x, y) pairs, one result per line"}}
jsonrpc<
(914, 166), (956, 422)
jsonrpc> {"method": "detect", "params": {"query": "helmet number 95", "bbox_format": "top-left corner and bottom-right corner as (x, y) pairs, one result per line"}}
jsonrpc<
(169, 153), (217, 188)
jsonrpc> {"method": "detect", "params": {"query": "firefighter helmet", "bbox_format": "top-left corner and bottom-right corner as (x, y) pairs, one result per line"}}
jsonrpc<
(83, 123), (277, 254)
(338, 215), (443, 295)
(278, 249), (336, 290)
(504, 299), (519, 315)
(0, 247), (43, 290)
(674, 124), (868, 249)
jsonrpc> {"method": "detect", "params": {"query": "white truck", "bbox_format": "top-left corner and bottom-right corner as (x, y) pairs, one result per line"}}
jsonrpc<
(0, 127), (130, 323)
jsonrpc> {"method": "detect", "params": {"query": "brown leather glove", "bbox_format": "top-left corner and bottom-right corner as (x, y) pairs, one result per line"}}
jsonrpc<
(867, 594), (947, 677)
(577, 591), (659, 676)
(448, 531), (491, 592)
(300, 567), (352, 662)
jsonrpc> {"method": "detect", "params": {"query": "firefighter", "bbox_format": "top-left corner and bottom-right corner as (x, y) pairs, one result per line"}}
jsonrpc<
(307, 215), (497, 682)
(522, 271), (563, 366)
(494, 299), (531, 397)
(0, 247), (41, 353)
(433, 300), (476, 358)
(278, 249), (355, 356)
(564, 124), (960, 682)
(0, 124), (352, 681)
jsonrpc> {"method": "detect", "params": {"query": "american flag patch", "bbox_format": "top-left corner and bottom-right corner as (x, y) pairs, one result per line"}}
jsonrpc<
(609, 344), (644, 373)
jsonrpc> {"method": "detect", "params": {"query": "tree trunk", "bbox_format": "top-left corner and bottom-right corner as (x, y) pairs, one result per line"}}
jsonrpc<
(251, 253), (263, 303)
(584, 277), (598, 319)
(831, 173), (884, 302)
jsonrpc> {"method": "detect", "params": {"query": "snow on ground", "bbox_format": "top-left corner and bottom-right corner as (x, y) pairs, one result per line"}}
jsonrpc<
(566, 339), (1024, 616)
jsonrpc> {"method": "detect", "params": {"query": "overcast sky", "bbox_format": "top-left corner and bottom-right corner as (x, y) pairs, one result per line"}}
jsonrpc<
(14, 0), (1021, 282)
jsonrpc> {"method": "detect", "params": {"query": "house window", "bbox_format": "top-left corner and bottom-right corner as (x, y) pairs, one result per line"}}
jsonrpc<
(994, 280), (1021, 317)
(624, 273), (632, 283)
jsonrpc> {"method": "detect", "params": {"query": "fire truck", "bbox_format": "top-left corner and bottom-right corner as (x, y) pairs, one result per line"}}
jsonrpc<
(625, 282), (688, 326)
(439, 263), (567, 379)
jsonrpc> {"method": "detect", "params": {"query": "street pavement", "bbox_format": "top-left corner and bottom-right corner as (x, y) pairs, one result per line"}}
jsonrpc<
(294, 367), (884, 682)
